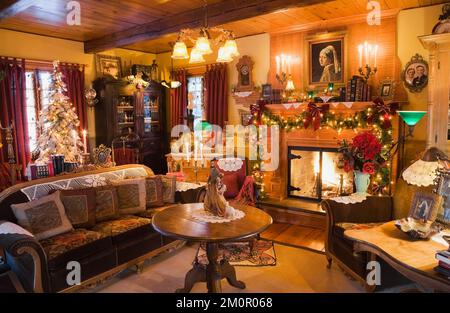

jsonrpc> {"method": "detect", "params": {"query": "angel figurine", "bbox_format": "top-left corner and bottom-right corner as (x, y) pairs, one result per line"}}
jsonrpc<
(204, 165), (236, 219)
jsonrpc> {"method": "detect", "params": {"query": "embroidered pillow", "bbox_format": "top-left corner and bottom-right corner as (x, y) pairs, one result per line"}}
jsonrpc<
(94, 186), (120, 222)
(160, 175), (177, 204)
(145, 176), (164, 208)
(11, 191), (73, 240)
(59, 189), (96, 228)
(111, 177), (146, 214)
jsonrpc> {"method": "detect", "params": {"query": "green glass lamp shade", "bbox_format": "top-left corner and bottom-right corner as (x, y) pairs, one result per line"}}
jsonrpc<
(398, 111), (426, 126)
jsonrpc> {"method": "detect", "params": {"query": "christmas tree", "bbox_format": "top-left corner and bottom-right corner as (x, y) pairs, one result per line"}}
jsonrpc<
(35, 61), (83, 164)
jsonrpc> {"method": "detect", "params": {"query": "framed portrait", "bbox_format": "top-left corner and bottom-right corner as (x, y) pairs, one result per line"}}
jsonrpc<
(378, 79), (395, 101)
(262, 84), (272, 100)
(435, 169), (450, 226)
(408, 191), (442, 222)
(307, 32), (345, 86)
(401, 54), (428, 93)
(95, 54), (122, 80)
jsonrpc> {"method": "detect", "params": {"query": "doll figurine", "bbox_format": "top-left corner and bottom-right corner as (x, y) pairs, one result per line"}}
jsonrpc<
(204, 165), (236, 218)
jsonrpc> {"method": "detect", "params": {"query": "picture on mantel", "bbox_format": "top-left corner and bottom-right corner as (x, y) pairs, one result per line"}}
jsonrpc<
(309, 37), (344, 85)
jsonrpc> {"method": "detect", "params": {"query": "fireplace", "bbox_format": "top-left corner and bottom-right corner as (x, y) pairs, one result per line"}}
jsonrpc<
(287, 146), (353, 201)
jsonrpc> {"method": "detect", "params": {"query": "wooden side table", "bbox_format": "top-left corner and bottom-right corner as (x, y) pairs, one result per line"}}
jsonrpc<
(152, 203), (272, 293)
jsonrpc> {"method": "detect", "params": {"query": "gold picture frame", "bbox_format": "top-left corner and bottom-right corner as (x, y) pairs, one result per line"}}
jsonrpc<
(408, 191), (442, 223)
(378, 79), (396, 101)
(95, 54), (123, 80)
(306, 31), (346, 88)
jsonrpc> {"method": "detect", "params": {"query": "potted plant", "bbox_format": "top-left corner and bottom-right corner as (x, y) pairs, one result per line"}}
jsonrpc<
(339, 131), (385, 194)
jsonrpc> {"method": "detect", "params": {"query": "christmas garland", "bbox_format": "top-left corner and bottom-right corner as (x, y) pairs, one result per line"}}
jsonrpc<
(250, 98), (398, 196)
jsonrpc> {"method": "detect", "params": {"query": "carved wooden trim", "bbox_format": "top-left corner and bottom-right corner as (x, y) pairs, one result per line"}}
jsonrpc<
(16, 246), (43, 293)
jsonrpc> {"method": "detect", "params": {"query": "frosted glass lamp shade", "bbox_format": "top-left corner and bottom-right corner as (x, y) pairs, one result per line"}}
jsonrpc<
(172, 41), (189, 59)
(189, 48), (205, 64)
(216, 46), (233, 63)
(224, 39), (239, 57)
(194, 36), (212, 55)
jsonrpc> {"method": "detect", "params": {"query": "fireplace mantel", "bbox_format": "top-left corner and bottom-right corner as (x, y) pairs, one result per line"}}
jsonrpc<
(262, 101), (401, 202)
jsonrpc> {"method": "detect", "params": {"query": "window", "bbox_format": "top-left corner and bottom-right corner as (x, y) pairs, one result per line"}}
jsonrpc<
(187, 76), (205, 120)
(25, 70), (52, 151)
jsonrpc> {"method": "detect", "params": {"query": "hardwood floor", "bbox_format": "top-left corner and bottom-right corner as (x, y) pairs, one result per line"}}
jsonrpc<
(261, 222), (325, 253)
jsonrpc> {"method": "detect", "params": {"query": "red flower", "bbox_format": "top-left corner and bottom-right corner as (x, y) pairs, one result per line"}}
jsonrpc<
(363, 162), (375, 175)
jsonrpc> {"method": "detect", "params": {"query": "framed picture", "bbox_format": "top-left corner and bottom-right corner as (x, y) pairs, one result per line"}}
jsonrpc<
(401, 53), (428, 93)
(95, 54), (122, 80)
(238, 109), (253, 126)
(408, 191), (442, 222)
(378, 79), (395, 101)
(435, 169), (450, 226)
(262, 84), (272, 100)
(307, 32), (345, 86)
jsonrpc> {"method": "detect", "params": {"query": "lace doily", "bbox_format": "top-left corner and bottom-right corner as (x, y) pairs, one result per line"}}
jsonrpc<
(402, 160), (439, 186)
(217, 158), (243, 172)
(331, 192), (368, 204)
(191, 206), (245, 223)
(176, 181), (206, 192)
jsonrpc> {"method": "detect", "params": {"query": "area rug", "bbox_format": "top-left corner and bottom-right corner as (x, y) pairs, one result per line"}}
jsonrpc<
(196, 240), (277, 267)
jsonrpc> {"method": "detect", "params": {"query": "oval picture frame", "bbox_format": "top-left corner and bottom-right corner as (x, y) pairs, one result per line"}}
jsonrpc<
(401, 53), (429, 93)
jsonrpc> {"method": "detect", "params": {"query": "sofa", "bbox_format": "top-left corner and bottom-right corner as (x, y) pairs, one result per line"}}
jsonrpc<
(0, 164), (205, 293)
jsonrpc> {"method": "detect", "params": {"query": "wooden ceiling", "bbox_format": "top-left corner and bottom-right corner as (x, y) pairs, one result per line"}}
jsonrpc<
(0, 0), (448, 54)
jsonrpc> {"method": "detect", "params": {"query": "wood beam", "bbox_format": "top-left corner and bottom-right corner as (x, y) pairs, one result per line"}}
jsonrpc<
(84, 0), (332, 53)
(0, 0), (37, 21)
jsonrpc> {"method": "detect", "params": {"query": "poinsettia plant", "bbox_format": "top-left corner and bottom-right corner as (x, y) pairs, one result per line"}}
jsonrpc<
(338, 131), (386, 175)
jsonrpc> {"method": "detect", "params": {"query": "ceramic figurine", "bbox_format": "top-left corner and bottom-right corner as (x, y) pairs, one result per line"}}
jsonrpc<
(204, 165), (236, 219)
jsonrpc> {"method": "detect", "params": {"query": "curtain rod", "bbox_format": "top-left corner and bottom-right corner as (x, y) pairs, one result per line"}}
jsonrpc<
(0, 55), (89, 67)
(173, 62), (225, 71)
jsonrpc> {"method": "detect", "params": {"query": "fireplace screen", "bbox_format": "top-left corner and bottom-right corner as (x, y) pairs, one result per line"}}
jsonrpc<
(288, 147), (353, 200)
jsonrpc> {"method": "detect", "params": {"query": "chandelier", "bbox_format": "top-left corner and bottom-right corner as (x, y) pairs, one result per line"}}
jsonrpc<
(171, 1), (239, 63)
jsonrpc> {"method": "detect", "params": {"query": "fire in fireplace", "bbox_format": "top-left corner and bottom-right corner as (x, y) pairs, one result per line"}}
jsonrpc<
(287, 147), (353, 200)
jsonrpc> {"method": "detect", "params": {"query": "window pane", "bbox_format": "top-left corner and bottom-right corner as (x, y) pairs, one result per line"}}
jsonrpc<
(25, 72), (37, 151)
(187, 76), (204, 120)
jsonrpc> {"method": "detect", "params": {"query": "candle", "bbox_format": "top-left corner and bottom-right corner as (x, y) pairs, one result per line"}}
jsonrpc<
(184, 142), (190, 162)
(287, 55), (291, 75)
(364, 41), (369, 66)
(281, 54), (286, 73)
(373, 44), (378, 68)
(358, 44), (363, 68)
(82, 129), (87, 154)
(276, 56), (280, 75)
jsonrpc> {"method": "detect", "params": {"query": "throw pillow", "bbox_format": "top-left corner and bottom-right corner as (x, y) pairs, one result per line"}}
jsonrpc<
(145, 176), (164, 208)
(111, 177), (146, 214)
(59, 189), (96, 228)
(160, 175), (177, 204)
(11, 191), (73, 240)
(94, 186), (120, 222)
(222, 173), (240, 199)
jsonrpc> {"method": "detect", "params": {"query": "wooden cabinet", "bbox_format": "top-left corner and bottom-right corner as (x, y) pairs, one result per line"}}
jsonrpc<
(420, 33), (450, 154)
(93, 77), (167, 173)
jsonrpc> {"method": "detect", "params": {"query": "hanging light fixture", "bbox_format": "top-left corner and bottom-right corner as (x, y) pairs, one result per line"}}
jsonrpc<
(171, 39), (189, 59)
(171, 0), (239, 64)
(189, 47), (205, 64)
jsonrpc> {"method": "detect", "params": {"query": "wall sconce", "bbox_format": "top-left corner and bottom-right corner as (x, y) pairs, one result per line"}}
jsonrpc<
(388, 110), (426, 158)
(84, 86), (98, 108)
(275, 54), (295, 91)
(357, 41), (378, 81)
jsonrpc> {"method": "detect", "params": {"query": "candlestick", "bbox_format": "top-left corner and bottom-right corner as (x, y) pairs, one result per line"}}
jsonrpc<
(358, 44), (363, 68)
(373, 44), (378, 68)
(184, 142), (190, 162)
(82, 129), (87, 154)
(364, 41), (369, 66)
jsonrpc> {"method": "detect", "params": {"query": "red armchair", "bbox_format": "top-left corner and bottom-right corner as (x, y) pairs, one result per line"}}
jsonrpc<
(213, 158), (255, 205)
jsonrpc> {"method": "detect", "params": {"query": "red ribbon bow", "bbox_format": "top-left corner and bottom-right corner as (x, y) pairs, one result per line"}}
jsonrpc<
(250, 100), (266, 125)
(304, 102), (329, 130)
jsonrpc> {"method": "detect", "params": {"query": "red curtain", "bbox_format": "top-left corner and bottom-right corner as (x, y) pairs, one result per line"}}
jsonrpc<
(205, 63), (228, 128)
(170, 69), (187, 128)
(59, 63), (86, 130)
(0, 58), (29, 175)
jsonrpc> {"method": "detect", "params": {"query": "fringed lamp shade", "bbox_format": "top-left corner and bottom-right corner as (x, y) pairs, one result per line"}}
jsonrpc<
(402, 147), (448, 186)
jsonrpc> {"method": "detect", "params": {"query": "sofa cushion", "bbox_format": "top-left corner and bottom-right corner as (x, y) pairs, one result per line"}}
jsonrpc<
(135, 204), (178, 220)
(92, 215), (154, 244)
(39, 228), (107, 261)
(334, 222), (384, 239)
(58, 189), (96, 228)
(160, 175), (176, 203)
(111, 177), (146, 214)
(222, 173), (240, 199)
(94, 186), (120, 222)
(145, 176), (164, 208)
(11, 191), (74, 240)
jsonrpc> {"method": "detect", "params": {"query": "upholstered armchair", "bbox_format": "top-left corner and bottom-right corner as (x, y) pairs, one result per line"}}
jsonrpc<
(214, 158), (255, 205)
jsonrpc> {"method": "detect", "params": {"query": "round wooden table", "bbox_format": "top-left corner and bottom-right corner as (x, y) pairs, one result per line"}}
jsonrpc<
(152, 203), (273, 293)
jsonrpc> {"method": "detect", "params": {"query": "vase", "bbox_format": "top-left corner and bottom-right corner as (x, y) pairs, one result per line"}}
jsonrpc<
(354, 170), (370, 194)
